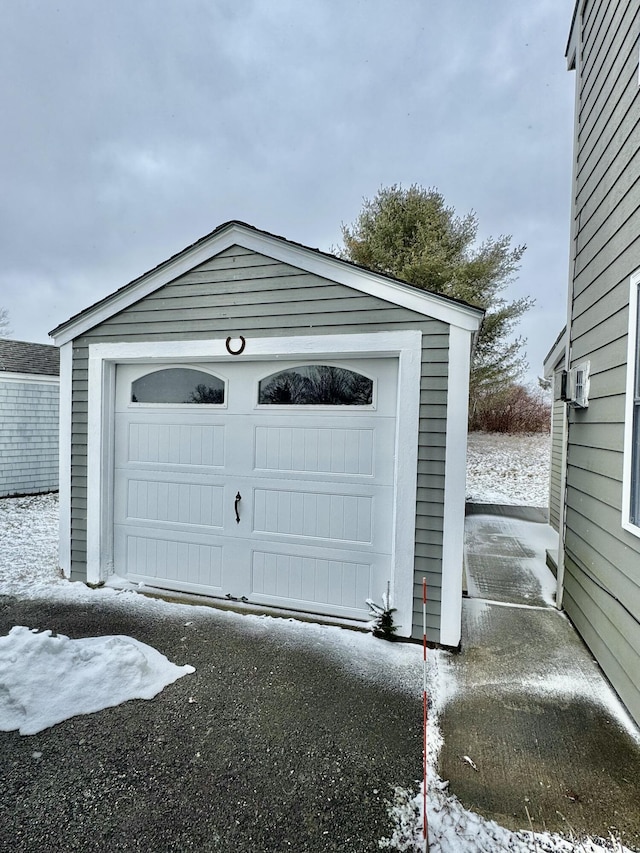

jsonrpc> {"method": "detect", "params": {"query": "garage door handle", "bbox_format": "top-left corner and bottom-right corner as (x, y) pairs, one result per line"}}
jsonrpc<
(234, 492), (242, 524)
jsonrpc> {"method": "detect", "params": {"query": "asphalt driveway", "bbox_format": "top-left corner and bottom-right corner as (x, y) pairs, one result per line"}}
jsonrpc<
(0, 593), (423, 853)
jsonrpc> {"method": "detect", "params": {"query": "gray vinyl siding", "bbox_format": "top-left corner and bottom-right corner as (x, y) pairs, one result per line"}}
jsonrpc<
(549, 377), (565, 532)
(564, 0), (640, 725)
(0, 378), (59, 497)
(68, 246), (453, 642)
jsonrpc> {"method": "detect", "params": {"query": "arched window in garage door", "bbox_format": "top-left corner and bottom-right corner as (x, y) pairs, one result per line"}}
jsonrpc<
(258, 365), (373, 406)
(130, 368), (225, 405)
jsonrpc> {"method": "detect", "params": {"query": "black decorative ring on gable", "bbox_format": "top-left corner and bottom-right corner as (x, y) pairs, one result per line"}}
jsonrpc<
(225, 336), (246, 356)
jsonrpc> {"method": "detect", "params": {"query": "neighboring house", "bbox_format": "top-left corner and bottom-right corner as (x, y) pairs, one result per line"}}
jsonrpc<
(549, 1), (640, 727)
(543, 327), (568, 537)
(50, 221), (483, 644)
(0, 339), (60, 497)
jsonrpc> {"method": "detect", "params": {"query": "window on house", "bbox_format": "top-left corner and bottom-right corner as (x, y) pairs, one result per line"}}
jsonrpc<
(131, 368), (225, 404)
(258, 365), (373, 405)
(630, 289), (640, 525)
(624, 272), (640, 533)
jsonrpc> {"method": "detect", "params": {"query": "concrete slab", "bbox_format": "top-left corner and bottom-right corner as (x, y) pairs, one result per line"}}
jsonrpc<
(438, 511), (640, 850)
(464, 513), (558, 608)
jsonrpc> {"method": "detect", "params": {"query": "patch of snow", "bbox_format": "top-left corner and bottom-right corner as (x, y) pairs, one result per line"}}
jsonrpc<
(380, 654), (635, 853)
(0, 626), (194, 735)
(380, 780), (634, 852)
(466, 432), (550, 506)
(0, 493), (61, 594)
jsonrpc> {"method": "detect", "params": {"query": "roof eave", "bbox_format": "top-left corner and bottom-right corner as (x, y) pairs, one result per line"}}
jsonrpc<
(543, 326), (568, 377)
(565, 0), (580, 70)
(50, 221), (484, 346)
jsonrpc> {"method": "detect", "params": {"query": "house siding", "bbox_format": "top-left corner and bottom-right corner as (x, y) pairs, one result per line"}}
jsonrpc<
(0, 377), (59, 497)
(549, 384), (565, 533)
(68, 246), (453, 641)
(564, 0), (640, 725)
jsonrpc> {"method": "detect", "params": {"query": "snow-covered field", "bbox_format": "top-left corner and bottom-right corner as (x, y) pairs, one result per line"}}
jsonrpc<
(0, 435), (635, 852)
(466, 431), (550, 506)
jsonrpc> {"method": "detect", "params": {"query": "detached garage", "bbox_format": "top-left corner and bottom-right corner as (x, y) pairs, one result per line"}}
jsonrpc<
(51, 222), (482, 644)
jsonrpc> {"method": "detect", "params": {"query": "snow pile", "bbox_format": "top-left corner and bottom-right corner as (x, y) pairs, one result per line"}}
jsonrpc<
(0, 626), (194, 735)
(466, 432), (550, 506)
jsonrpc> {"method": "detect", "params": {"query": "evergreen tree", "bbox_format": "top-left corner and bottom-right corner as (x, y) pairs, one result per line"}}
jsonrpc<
(339, 184), (531, 396)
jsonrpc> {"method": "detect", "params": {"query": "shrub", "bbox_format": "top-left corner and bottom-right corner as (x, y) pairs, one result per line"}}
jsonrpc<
(469, 382), (551, 434)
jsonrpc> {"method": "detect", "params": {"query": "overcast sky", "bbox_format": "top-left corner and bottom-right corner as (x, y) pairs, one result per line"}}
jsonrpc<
(1, 0), (576, 381)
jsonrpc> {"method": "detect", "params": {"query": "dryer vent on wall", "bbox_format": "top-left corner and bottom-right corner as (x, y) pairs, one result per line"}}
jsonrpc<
(560, 362), (590, 408)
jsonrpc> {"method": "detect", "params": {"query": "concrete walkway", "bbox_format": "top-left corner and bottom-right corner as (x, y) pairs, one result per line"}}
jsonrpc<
(438, 505), (640, 850)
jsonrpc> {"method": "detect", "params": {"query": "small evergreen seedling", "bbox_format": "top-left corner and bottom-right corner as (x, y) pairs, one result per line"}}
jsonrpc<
(367, 582), (398, 640)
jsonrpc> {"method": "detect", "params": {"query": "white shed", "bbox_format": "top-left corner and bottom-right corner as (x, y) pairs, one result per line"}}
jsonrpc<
(0, 339), (60, 497)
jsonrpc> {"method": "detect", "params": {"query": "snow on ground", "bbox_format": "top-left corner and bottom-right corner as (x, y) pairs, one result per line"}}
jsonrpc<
(0, 626), (194, 735)
(0, 492), (61, 595)
(466, 431), (550, 506)
(0, 443), (636, 852)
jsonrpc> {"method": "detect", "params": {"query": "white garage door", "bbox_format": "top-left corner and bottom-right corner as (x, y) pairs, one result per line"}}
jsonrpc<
(113, 358), (398, 621)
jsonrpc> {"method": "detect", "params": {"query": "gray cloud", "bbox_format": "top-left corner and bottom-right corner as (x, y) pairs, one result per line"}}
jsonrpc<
(1, 0), (576, 379)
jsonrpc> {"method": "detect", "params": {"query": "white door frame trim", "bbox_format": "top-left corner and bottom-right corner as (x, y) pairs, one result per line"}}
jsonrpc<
(87, 330), (421, 636)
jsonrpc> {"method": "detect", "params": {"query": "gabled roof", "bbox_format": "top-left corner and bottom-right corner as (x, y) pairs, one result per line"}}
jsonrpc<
(50, 220), (484, 346)
(0, 339), (60, 376)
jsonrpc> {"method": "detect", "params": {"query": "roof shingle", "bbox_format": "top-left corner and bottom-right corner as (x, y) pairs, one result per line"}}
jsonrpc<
(0, 339), (60, 376)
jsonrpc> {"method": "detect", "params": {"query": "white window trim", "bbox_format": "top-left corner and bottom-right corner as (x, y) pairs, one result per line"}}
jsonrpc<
(622, 269), (640, 538)
(86, 331), (422, 637)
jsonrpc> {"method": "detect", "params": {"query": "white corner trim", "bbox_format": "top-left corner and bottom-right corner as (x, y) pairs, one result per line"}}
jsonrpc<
(58, 343), (72, 577)
(85, 330), (421, 633)
(86, 354), (118, 584)
(622, 269), (640, 537)
(390, 335), (421, 637)
(86, 353), (103, 584)
(52, 224), (483, 345)
(439, 326), (472, 647)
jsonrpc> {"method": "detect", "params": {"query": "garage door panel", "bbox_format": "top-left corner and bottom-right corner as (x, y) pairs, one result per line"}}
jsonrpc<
(251, 550), (371, 608)
(255, 424), (375, 476)
(116, 416), (226, 469)
(122, 478), (225, 529)
(114, 469), (227, 529)
(115, 528), (224, 591)
(252, 417), (396, 482)
(249, 546), (389, 618)
(253, 488), (373, 543)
